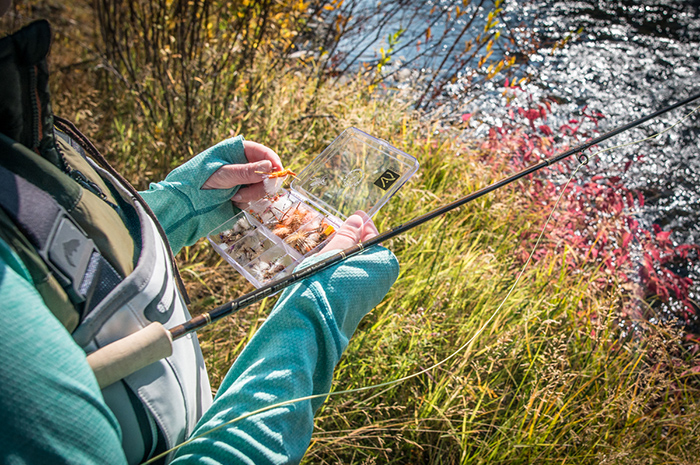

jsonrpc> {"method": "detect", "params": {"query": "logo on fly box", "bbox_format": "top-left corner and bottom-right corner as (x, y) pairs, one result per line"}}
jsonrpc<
(374, 169), (400, 191)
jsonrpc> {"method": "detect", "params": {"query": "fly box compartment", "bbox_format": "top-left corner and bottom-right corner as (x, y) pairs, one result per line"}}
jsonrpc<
(207, 127), (420, 288)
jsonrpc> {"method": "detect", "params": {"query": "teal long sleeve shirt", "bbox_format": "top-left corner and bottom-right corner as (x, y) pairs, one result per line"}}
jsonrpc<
(0, 136), (399, 464)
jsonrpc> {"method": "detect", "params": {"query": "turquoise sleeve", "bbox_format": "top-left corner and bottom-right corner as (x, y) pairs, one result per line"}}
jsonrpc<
(0, 239), (127, 464)
(0, 235), (398, 464)
(139, 136), (248, 254)
(170, 246), (399, 464)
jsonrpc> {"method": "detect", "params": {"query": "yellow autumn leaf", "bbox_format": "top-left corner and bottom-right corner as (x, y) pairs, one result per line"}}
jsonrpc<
(494, 60), (504, 74)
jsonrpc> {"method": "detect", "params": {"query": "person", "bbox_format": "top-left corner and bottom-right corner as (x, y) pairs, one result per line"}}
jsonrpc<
(0, 17), (399, 465)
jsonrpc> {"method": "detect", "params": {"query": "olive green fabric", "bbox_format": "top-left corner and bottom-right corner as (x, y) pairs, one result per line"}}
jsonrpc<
(55, 136), (136, 276)
(0, 134), (136, 277)
(55, 136), (121, 211)
(0, 134), (80, 210)
(0, 132), (139, 330)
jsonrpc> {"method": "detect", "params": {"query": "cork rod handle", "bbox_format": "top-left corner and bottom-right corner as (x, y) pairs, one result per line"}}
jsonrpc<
(86, 322), (173, 389)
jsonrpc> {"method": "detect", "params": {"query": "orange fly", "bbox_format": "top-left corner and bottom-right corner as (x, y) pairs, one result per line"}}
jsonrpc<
(257, 169), (297, 196)
(256, 168), (297, 179)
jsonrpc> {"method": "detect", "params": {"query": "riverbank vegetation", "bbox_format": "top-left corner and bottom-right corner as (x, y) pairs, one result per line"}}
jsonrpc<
(3, 0), (699, 463)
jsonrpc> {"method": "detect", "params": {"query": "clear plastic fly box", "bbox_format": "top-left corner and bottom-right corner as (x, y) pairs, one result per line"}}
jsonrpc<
(207, 127), (420, 288)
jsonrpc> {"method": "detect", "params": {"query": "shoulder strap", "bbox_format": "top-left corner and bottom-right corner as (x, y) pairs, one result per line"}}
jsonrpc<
(0, 163), (123, 320)
(0, 207), (78, 331)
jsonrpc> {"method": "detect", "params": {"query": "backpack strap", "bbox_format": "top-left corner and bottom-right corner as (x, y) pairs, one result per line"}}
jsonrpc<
(0, 164), (123, 319)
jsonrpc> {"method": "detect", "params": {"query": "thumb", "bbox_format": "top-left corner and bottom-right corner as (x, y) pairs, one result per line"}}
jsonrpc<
(318, 214), (366, 254)
(202, 160), (273, 190)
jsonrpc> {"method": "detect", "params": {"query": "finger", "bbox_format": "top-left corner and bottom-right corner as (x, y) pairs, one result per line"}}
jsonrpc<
(202, 160), (272, 190)
(319, 231), (358, 253)
(243, 141), (283, 171)
(318, 214), (364, 254)
(351, 210), (378, 241)
(360, 219), (379, 241)
(232, 182), (268, 205)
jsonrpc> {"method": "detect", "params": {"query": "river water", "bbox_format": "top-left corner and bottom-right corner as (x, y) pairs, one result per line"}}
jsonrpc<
(478, 0), (700, 317)
(502, 0), (700, 243)
(340, 0), (700, 318)
(410, 0), (700, 314)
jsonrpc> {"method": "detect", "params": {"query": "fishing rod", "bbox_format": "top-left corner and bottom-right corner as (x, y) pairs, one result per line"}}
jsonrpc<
(87, 90), (700, 389)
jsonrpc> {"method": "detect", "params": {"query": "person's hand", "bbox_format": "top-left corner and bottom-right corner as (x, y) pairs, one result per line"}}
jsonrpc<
(319, 211), (379, 254)
(202, 141), (283, 206)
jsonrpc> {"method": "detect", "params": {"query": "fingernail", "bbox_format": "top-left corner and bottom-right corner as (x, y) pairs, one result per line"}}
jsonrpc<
(233, 194), (242, 202)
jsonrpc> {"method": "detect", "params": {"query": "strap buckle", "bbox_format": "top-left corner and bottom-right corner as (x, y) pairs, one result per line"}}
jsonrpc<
(41, 212), (98, 305)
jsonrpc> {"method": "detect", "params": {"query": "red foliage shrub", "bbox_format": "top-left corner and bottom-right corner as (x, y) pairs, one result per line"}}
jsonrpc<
(478, 90), (698, 324)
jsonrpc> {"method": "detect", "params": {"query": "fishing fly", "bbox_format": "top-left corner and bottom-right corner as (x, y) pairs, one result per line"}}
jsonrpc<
(257, 168), (298, 196)
(215, 169), (339, 285)
(283, 220), (336, 254)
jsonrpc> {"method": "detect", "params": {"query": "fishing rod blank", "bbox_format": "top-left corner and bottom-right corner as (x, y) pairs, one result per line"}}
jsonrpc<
(87, 90), (700, 389)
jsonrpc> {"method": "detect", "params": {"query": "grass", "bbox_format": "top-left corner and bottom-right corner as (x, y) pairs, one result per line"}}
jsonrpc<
(4, 2), (700, 463)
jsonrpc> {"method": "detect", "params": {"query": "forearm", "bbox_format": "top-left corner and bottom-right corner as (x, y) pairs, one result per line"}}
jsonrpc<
(170, 246), (399, 464)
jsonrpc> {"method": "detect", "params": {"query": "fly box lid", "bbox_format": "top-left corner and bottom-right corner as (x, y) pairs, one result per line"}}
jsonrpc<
(292, 127), (420, 221)
(208, 127), (419, 288)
